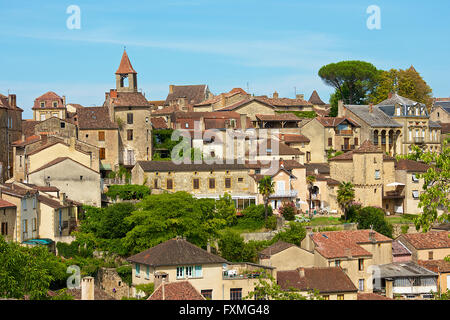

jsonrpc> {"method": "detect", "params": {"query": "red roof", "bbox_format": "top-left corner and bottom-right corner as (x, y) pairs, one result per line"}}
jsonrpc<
(115, 50), (137, 74)
(0, 199), (16, 209)
(148, 281), (205, 300)
(310, 230), (392, 259)
(399, 231), (450, 250)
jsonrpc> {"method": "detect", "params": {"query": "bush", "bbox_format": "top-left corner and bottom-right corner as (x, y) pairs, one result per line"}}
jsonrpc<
(117, 265), (133, 287)
(271, 222), (306, 246)
(357, 207), (393, 238)
(106, 184), (151, 201)
(242, 204), (272, 221)
(265, 215), (277, 230)
(401, 224), (410, 234)
(135, 283), (155, 299)
(279, 202), (296, 221)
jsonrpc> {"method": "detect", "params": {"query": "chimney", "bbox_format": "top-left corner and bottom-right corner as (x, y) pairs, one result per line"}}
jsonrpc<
(169, 85), (174, 94)
(162, 279), (165, 300)
(62, 95), (66, 106)
(273, 91), (279, 99)
(336, 100), (344, 117)
(298, 268), (305, 278)
(369, 230), (376, 243)
(388, 92), (393, 99)
(220, 94), (226, 107)
(8, 94), (16, 108)
(239, 114), (247, 130)
(81, 277), (95, 300)
(110, 89), (117, 99)
(296, 94), (304, 100)
(59, 192), (66, 204)
(40, 134), (48, 145)
(369, 104), (373, 113)
(385, 278), (394, 299)
(69, 137), (76, 150)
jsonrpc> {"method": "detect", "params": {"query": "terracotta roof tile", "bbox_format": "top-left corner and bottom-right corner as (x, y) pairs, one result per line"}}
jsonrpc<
(151, 117), (168, 129)
(148, 281), (205, 300)
(76, 107), (118, 130)
(115, 50), (137, 74)
(0, 199), (16, 209)
(256, 113), (302, 121)
(308, 90), (326, 105)
(418, 259), (450, 273)
(280, 133), (310, 143)
(107, 91), (150, 107)
(395, 159), (430, 172)
(398, 231), (450, 250)
(259, 241), (296, 258)
(310, 230), (392, 259)
(392, 240), (412, 256)
(277, 267), (358, 294)
(165, 85), (208, 106)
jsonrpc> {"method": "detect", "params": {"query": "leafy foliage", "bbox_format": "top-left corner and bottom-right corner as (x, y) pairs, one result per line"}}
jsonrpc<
(106, 185), (151, 201)
(275, 111), (317, 119)
(258, 176), (275, 221)
(337, 182), (355, 220)
(356, 207), (393, 238)
(271, 222), (307, 246)
(279, 202), (296, 221)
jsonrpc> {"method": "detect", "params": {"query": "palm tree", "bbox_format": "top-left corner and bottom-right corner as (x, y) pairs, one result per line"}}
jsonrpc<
(337, 182), (355, 221)
(306, 175), (316, 217)
(258, 176), (275, 222)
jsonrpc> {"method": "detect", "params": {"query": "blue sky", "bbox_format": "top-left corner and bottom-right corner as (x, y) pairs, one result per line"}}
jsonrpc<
(1, 0), (449, 119)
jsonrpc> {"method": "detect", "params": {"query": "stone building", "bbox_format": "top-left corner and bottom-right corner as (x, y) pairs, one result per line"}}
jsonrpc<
(0, 93), (23, 182)
(0, 198), (17, 241)
(32, 91), (67, 121)
(103, 50), (152, 166)
(329, 140), (398, 212)
(430, 98), (450, 123)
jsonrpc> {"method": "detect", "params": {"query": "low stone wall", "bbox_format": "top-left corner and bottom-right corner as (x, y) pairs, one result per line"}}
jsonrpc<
(96, 267), (132, 300)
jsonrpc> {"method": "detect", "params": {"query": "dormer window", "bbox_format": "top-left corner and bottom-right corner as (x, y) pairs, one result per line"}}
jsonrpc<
(40, 102), (45, 108)
(396, 106), (401, 116)
(53, 101), (58, 108)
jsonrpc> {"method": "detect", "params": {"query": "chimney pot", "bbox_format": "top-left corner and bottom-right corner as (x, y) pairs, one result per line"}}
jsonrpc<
(81, 277), (95, 300)
(8, 94), (16, 108)
(169, 85), (174, 94)
(273, 91), (279, 99)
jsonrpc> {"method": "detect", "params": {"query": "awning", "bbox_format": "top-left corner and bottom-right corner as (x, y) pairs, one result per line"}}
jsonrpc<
(386, 182), (405, 187)
(100, 163), (112, 171)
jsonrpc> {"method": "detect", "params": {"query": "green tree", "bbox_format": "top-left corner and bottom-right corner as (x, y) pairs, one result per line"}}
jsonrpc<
(318, 60), (380, 106)
(216, 193), (237, 226)
(356, 207), (393, 238)
(279, 202), (296, 221)
(258, 176), (275, 222)
(271, 222), (307, 246)
(337, 182), (355, 221)
(306, 175), (316, 216)
(0, 237), (67, 299)
(123, 192), (226, 254)
(413, 141), (449, 232)
(370, 67), (433, 109)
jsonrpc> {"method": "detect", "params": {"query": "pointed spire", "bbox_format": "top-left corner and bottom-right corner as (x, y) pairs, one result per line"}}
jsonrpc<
(115, 49), (137, 74)
(308, 90), (325, 105)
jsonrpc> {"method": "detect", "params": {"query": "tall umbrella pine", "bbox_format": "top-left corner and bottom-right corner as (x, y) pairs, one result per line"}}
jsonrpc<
(258, 176), (275, 222)
(337, 182), (355, 221)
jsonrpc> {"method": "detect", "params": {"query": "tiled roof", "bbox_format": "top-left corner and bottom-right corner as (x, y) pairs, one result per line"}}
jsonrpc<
(304, 163), (330, 176)
(137, 161), (249, 173)
(12, 135), (41, 147)
(439, 122), (450, 134)
(280, 133), (310, 143)
(418, 259), (450, 273)
(392, 240), (412, 256)
(38, 195), (68, 209)
(254, 139), (303, 156)
(398, 231), (450, 250)
(0, 183), (39, 198)
(255, 96), (312, 107)
(345, 104), (402, 128)
(0, 94), (23, 111)
(22, 120), (39, 138)
(277, 267), (358, 294)
(245, 159), (305, 170)
(107, 91), (150, 107)
(0, 199), (16, 209)
(377, 262), (438, 278)
(395, 159), (430, 172)
(315, 116), (361, 128)
(330, 140), (395, 161)
(357, 293), (393, 300)
(310, 230), (393, 259)
(218, 97), (274, 111)
(313, 107), (330, 117)
(32, 91), (64, 110)
(76, 107), (118, 130)
(127, 238), (229, 267)
(165, 85), (208, 106)
(256, 113), (302, 121)
(308, 90), (326, 105)
(259, 241), (296, 258)
(151, 117), (168, 129)
(115, 50), (137, 74)
(148, 281), (205, 300)
(194, 88), (247, 106)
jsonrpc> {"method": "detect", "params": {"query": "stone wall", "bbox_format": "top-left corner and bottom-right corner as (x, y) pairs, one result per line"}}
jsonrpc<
(96, 267), (131, 300)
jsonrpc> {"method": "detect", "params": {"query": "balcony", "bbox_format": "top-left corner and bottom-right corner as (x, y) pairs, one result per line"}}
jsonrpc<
(341, 145), (356, 151)
(413, 137), (425, 144)
(383, 191), (405, 199)
(269, 190), (298, 198)
(335, 130), (353, 136)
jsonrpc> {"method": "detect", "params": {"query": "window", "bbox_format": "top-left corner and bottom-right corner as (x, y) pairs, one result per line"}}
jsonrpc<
(53, 101), (58, 108)
(80, 176), (83, 181)
(154, 179), (159, 189)
(412, 190), (419, 199)
(193, 178), (199, 189)
(201, 290), (212, 300)
(359, 279), (365, 291)
(412, 174), (419, 183)
(328, 138), (332, 147)
(337, 294), (344, 300)
(230, 288), (242, 300)
(185, 266), (193, 278)
(194, 265), (202, 278)
(60, 122), (65, 129)
(22, 199), (27, 211)
(238, 177), (244, 183)
(23, 219), (28, 238)
(358, 259), (364, 271)
(145, 117), (149, 123)
(209, 178), (215, 189)
(354, 138), (359, 146)
(99, 148), (106, 160)
(127, 113), (133, 124)
(375, 170), (381, 180)
(1, 222), (7, 236)
(166, 179), (173, 190)
(32, 218), (37, 232)
(225, 178), (231, 189)
(176, 267), (184, 279)
(98, 131), (105, 141)
(428, 251), (433, 260)
(335, 260), (341, 267)
(40, 102), (45, 108)
(127, 129), (133, 140)
(322, 295), (330, 300)
(135, 264), (140, 277)
(306, 152), (311, 162)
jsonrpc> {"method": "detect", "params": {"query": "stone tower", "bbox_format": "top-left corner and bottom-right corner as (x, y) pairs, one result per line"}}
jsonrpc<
(115, 49), (138, 93)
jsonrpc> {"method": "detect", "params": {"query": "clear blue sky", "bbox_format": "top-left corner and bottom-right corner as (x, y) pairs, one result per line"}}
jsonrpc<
(1, 0), (449, 119)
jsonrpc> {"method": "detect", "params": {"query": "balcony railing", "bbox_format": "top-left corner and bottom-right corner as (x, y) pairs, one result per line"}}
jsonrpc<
(341, 145), (356, 151)
(414, 137), (425, 144)
(269, 190), (298, 198)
